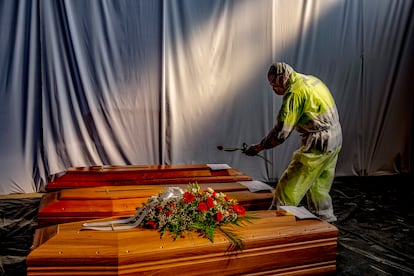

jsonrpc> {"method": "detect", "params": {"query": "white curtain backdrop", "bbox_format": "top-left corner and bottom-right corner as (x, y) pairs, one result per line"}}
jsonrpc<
(0, 0), (413, 194)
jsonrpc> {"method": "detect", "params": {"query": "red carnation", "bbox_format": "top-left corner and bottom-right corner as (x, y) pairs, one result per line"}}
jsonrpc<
(207, 197), (215, 209)
(197, 202), (208, 212)
(183, 192), (196, 203)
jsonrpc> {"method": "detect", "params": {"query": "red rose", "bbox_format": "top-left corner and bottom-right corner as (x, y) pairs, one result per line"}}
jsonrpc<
(197, 202), (208, 212)
(215, 211), (223, 222)
(207, 197), (215, 209)
(217, 145), (224, 151)
(147, 221), (157, 229)
(233, 204), (246, 216)
(183, 192), (196, 203)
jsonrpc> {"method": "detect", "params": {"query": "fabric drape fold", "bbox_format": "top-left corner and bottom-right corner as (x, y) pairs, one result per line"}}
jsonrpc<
(0, 0), (413, 194)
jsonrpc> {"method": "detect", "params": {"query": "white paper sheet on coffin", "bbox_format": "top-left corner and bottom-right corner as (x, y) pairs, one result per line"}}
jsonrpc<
(239, 180), (274, 192)
(207, 164), (231, 170)
(280, 206), (319, 220)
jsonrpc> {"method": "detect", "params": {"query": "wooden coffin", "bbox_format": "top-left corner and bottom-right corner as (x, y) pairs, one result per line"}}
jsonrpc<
(37, 183), (274, 227)
(46, 164), (252, 191)
(28, 211), (338, 276)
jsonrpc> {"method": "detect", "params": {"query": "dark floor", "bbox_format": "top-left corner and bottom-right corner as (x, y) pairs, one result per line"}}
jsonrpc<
(333, 175), (414, 276)
(1, 174), (413, 276)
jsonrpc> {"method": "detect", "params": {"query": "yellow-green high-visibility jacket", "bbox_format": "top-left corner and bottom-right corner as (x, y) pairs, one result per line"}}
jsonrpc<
(261, 72), (342, 153)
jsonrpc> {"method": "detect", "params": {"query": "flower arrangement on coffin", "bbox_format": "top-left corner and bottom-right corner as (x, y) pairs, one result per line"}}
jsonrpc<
(140, 182), (251, 250)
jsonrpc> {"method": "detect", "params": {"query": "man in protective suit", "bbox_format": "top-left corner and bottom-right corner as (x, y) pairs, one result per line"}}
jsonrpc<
(245, 62), (342, 222)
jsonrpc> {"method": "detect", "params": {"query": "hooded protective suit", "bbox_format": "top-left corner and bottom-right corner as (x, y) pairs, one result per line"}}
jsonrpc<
(252, 63), (342, 222)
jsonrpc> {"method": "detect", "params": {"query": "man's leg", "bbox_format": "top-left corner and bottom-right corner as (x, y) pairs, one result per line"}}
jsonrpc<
(271, 149), (321, 208)
(306, 148), (340, 222)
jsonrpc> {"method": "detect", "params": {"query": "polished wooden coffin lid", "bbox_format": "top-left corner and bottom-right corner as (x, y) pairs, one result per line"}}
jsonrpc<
(28, 211), (338, 276)
(37, 182), (274, 227)
(46, 164), (252, 191)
